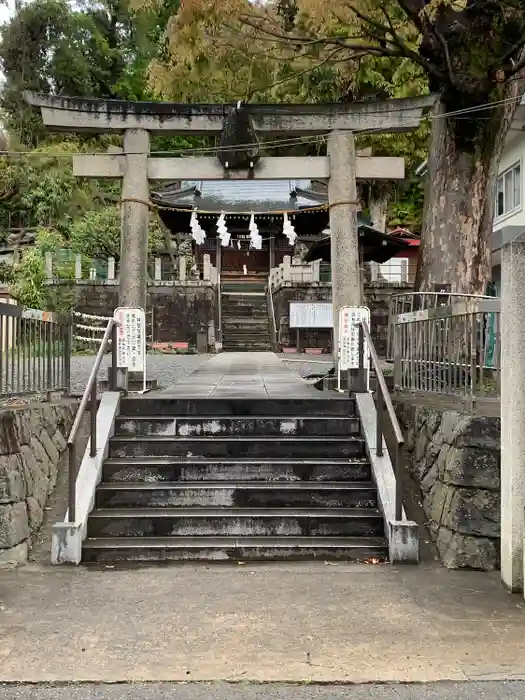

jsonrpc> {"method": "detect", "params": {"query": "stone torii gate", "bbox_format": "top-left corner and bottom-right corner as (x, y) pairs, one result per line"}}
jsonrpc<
(25, 92), (432, 353)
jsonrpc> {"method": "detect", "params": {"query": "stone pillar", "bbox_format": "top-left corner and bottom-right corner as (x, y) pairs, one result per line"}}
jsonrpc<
(107, 257), (116, 281)
(203, 254), (211, 281)
(328, 130), (360, 362)
(501, 235), (525, 593)
(120, 128), (150, 310)
(269, 235), (275, 270)
(216, 237), (222, 277)
(179, 256), (187, 282)
(154, 257), (162, 282)
(282, 255), (291, 282)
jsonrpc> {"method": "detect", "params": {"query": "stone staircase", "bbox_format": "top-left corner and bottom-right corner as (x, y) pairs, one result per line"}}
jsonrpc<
(82, 396), (388, 563)
(221, 280), (271, 352)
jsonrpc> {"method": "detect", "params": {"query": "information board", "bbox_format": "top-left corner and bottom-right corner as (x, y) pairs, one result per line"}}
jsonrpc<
(338, 306), (371, 371)
(289, 302), (332, 329)
(114, 307), (146, 372)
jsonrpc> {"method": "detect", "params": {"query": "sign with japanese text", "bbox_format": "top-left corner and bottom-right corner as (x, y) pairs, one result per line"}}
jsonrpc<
(114, 307), (146, 372)
(338, 306), (371, 371)
(289, 302), (333, 328)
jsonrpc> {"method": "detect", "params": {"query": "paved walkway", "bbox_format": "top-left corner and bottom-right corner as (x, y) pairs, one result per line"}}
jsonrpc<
(0, 562), (524, 683)
(2, 682), (525, 700)
(161, 352), (324, 398)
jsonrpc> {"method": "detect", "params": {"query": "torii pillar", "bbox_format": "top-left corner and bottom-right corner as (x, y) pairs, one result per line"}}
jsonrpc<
(120, 129), (150, 311)
(328, 130), (361, 359)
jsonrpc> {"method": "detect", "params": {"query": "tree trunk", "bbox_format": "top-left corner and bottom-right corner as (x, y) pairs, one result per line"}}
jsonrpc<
(368, 182), (393, 233)
(416, 85), (522, 294)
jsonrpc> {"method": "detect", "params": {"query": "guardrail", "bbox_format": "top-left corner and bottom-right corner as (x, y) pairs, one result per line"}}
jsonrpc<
(0, 302), (72, 397)
(357, 320), (405, 520)
(393, 298), (500, 406)
(266, 275), (278, 351)
(66, 318), (120, 522)
(386, 292), (495, 362)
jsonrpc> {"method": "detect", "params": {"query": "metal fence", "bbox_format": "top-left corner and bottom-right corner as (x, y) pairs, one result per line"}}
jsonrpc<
(393, 298), (501, 405)
(0, 302), (72, 397)
(386, 292), (496, 362)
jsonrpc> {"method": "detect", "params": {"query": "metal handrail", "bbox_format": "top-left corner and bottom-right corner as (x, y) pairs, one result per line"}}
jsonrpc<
(267, 276), (278, 350)
(359, 320), (405, 521)
(67, 318), (118, 522)
(217, 272), (222, 344)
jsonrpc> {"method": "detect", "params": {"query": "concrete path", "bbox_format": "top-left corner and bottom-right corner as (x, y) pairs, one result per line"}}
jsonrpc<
(2, 682), (525, 700)
(0, 562), (524, 684)
(161, 352), (323, 398)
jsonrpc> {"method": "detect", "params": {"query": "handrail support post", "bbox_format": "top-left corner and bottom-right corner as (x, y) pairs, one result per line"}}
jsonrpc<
(89, 381), (97, 458)
(68, 441), (76, 523)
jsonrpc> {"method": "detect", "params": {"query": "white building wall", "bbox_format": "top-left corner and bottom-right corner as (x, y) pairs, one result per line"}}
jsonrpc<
(493, 134), (525, 232)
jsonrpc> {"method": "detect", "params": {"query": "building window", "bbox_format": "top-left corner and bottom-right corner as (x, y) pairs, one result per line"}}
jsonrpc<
(378, 258), (410, 283)
(496, 162), (521, 218)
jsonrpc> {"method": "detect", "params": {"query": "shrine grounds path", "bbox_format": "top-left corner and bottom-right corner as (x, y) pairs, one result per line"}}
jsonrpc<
(1, 562), (525, 684)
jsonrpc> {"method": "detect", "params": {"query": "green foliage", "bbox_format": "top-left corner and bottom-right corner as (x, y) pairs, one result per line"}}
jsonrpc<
(9, 229), (76, 310)
(0, 0), (174, 146)
(388, 179), (425, 229)
(69, 205), (165, 261)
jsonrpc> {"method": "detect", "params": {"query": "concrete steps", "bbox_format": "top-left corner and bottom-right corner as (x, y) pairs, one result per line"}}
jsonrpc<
(116, 397), (354, 417)
(87, 507), (384, 538)
(102, 458), (373, 483)
(83, 396), (388, 563)
(116, 416), (361, 437)
(221, 287), (271, 351)
(95, 481), (379, 509)
(82, 536), (387, 563)
(108, 436), (367, 459)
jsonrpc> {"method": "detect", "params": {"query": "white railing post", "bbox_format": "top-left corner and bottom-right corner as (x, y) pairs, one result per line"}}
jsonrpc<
(107, 257), (116, 281)
(75, 254), (83, 280)
(154, 257), (162, 282)
(45, 252), (53, 280)
(179, 257), (187, 281)
(203, 254), (211, 281)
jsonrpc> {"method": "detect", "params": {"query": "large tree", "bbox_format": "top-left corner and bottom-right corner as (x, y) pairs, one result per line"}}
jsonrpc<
(140, 0), (525, 293)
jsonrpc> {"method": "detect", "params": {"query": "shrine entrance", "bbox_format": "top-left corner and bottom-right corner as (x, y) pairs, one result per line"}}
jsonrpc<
(25, 91), (432, 364)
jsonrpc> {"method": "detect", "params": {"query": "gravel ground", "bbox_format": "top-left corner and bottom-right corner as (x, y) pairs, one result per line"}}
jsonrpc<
(1, 683), (524, 700)
(281, 355), (335, 378)
(69, 353), (212, 393)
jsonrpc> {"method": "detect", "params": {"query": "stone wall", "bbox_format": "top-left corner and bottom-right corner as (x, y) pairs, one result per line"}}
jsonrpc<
(272, 282), (413, 355)
(54, 280), (217, 346)
(396, 402), (500, 571)
(0, 402), (76, 565)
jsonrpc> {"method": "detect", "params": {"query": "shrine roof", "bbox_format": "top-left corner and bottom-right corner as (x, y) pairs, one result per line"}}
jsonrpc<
(151, 179), (320, 213)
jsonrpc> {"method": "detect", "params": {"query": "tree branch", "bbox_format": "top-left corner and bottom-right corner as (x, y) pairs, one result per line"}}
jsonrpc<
(506, 53), (525, 77)
(432, 26), (457, 86)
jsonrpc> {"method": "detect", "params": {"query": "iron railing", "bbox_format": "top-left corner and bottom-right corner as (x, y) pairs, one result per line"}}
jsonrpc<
(387, 292), (495, 362)
(393, 298), (500, 406)
(0, 302), (72, 397)
(216, 272), (222, 345)
(266, 275), (278, 351)
(356, 320), (405, 520)
(66, 318), (119, 522)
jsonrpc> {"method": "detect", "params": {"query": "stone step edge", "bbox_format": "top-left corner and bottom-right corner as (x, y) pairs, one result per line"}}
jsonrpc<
(103, 457), (370, 465)
(83, 535), (387, 549)
(109, 436), (364, 444)
(89, 507), (381, 518)
(96, 480), (376, 491)
(115, 415), (358, 422)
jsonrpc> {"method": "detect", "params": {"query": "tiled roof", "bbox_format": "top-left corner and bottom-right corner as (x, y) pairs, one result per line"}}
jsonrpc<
(154, 179), (319, 212)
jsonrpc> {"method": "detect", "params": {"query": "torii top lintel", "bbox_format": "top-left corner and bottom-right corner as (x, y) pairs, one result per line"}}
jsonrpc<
(24, 91), (435, 136)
